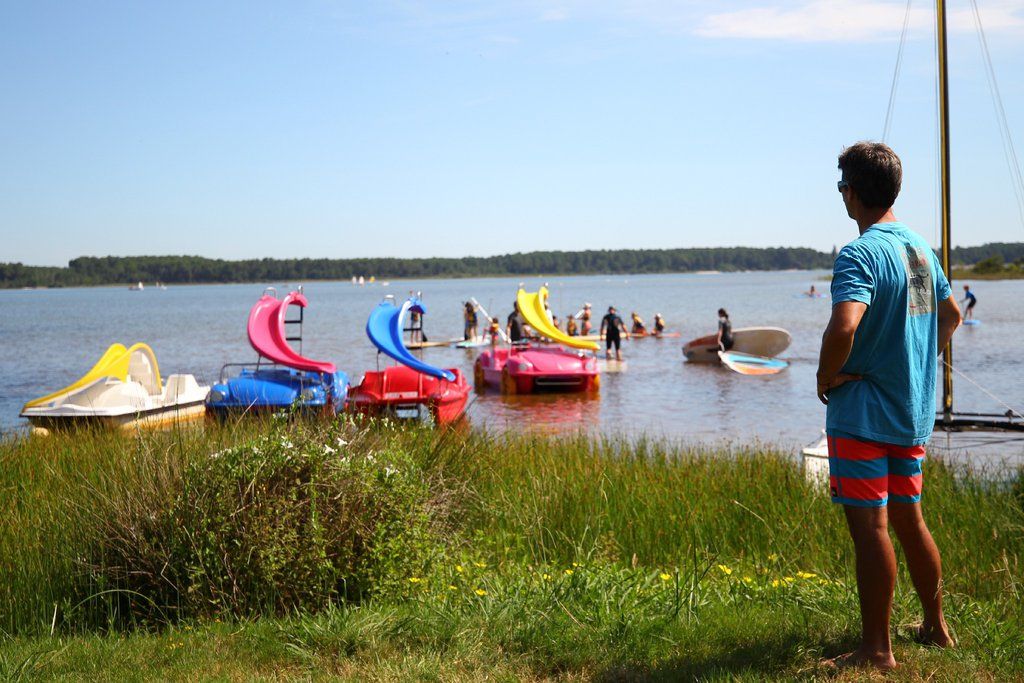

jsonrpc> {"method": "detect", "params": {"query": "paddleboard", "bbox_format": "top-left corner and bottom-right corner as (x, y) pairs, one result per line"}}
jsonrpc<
(598, 359), (628, 373)
(683, 327), (792, 363)
(718, 350), (789, 376)
(454, 339), (489, 348)
(407, 339), (458, 350)
(963, 319), (981, 326)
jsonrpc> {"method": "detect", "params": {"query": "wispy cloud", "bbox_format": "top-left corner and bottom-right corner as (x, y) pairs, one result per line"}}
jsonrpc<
(694, 0), (1024, 43)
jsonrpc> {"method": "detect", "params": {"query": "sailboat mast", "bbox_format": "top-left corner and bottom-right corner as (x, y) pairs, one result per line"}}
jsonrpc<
(936, 0), (953, 424)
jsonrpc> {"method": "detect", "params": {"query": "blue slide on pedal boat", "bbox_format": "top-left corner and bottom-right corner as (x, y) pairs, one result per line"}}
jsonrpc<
(206, 287), (349, 417)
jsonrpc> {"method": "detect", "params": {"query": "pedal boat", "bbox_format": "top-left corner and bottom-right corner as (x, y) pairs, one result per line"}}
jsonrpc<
(206, 288), (349, 417)
(20, 343), (208, 432)
(474, 345), (599, 394)
(473, 286), (599, 394)
(347, 295), (470, 425)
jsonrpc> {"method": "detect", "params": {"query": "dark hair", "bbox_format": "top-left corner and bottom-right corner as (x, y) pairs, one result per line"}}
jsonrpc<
(838, 141), (902, 209)
(718, 308), (728, 318)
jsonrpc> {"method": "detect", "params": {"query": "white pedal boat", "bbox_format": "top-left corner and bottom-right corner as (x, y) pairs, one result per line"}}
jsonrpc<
(21, 343), (209, 432)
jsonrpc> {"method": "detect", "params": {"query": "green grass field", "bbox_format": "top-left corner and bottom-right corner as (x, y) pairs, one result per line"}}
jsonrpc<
(1, 419), (1021, 681)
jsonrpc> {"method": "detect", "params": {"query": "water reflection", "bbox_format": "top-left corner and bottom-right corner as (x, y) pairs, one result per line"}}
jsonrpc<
(468, 392), (601, 435)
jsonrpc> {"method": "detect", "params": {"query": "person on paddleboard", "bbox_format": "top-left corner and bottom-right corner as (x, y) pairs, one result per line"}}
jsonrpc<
(653, 313), (666, 336)
(716, 309), (734, 351)
(601, 306), (628, 361)
(960, 284), (977, 320)
(818, 141), (960, 671)
(566, 314), (578, 336)
(463, 301), (479, 341)
(630, 312), (646, 335)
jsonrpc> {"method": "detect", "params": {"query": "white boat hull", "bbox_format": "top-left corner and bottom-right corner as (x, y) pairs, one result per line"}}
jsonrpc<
(682, 327), (792, 363)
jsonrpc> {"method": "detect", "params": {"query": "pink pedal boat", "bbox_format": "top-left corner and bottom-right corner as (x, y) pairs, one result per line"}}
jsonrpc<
(474, 287), (600, 394)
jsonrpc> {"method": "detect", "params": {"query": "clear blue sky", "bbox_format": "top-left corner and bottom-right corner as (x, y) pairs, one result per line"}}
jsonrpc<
(3, 1), (1023, 266)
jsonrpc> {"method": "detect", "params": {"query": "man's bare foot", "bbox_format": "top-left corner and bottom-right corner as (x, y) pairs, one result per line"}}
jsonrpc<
(914, 622), (955, 648)
(822, 649), (897, 672)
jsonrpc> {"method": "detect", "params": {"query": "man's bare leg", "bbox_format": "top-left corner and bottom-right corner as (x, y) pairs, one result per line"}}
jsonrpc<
(829, 505), (898, 670)
(888, 502), (954, 647)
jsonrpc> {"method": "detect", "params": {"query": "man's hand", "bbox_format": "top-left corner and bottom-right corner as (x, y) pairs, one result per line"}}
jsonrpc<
(817, 373), (862, 405)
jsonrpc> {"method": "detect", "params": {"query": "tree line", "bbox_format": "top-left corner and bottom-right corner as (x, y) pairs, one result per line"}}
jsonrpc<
(2, 243), (1021, 289)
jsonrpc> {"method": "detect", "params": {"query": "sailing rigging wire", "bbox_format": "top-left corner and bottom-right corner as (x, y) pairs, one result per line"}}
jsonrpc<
(943, 359), (1024, 420)
(882, 0), (914, 142)
(968, 0), (1024, 233)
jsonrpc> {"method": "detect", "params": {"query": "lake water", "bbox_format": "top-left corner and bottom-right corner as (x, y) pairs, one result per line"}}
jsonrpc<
(3, 271), (1023, 465)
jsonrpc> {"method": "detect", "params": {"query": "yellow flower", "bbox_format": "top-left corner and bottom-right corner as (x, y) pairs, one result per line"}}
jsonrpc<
(564, 569), (574, 576)
(448, 584), (457, 591)
(717, 564), (733, 576)
(797, 571), (817, 579)
(659, 573), (672, 581)
(455, 565), (463, 573)
(572, 562), (580, 568)
(771, 579), (780, 587)
(542, 573), (551, 581)
(743, 576), (753, 584)
(474, 588), (486, 596)
(408, 577), (422, 583)
(768, 554), (779, 562)
(474, 562), (486, 568)
(783, 576), (795, 583)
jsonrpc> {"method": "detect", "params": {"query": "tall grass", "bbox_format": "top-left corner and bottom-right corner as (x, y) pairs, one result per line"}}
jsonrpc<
(1, 419), (1021, 639)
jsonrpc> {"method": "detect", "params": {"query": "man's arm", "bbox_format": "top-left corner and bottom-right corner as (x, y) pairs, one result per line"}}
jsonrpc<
(816, 301), (868, 405)
(937, 296), (962, 355)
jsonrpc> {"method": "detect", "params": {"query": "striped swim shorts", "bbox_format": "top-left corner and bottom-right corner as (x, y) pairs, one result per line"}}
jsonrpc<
(827, 434), (925, 507)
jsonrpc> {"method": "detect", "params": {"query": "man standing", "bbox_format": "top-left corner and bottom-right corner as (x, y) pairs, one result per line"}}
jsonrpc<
(817, 142), (960, 670)
(600, 306), (628, 361)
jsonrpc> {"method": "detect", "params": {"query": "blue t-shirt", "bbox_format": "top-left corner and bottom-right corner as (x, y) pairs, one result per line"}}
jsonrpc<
(826, 222), (952, 446)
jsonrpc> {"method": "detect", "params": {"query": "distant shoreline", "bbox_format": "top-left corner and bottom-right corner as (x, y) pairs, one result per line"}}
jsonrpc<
(6, 268), (826, 292)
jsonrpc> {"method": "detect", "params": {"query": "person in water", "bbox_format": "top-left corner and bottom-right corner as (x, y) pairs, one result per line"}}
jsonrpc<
(488, 316), (501, 347)
(716, 309), (734, 351)
(579, 303), (593, 335)
(601, 306), (629, 361)
(960, 284), (977, 320)
(818, 141), (959, 671)
(463, 301), (479, 341)
(506, 301), (527, 343)
(653, 313), (666, 336)
(630, 312), (646, 335)
(566, 315), (578, 336)
(807, 284), (818, 297)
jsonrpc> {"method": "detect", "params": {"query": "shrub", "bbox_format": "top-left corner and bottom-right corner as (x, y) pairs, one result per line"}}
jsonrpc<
(79, 423), (450, 625)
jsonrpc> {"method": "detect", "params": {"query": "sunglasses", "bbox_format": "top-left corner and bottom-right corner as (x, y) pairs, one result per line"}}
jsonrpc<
(837, 180), (849, 193)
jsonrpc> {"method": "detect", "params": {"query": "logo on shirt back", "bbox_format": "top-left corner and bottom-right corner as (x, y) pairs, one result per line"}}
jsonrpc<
(901, 246), (934, 316)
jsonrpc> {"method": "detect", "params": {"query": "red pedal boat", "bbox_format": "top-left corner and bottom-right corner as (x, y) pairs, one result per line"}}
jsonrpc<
(348, 364), (470, 425)
(349, 295), (470, 425)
